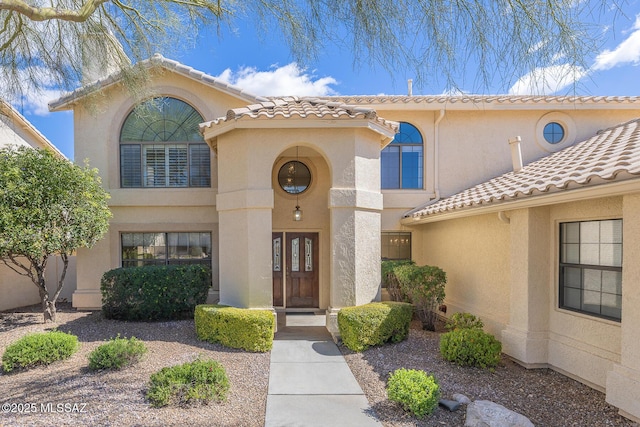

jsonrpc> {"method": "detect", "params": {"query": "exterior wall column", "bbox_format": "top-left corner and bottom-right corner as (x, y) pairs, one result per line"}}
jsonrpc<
(216, 189), (274, 309)
(606, 193), (640, 422)
(326, 188), (383, 336)
(501, 207), (551, 366)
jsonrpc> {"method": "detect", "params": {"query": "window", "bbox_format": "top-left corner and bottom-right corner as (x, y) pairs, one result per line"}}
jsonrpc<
(381, 232), (411, 260)
(543, 122), (565, 144)
(381, 122), (423, 189)
(559, 220), (622, 321)
(121, 232), (212, 268)
(278, 160), (311, 194)
(120, 97), (210, 188)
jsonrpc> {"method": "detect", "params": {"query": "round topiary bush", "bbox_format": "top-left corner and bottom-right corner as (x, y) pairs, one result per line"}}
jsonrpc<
(2, 330), (79, 372)
(439, 327), (502, 369)
(88, 335), (147, 370)
(445, 312), (484, 331)
(387, 368), (440, 418)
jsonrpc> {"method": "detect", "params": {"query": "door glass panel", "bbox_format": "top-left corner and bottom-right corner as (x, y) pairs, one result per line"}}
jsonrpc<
(305, 238), (313, 272)
(291, 238), (300, 272)
(273, 237), (281, 272)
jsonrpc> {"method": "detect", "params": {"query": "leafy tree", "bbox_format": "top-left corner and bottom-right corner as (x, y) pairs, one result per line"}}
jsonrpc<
(0, 0), (624, 102)
(0, 146), (111, 322)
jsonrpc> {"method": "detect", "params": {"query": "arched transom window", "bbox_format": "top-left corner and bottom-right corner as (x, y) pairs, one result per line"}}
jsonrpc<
(381, 122), (423, 189)
(120, 97), (210, 188)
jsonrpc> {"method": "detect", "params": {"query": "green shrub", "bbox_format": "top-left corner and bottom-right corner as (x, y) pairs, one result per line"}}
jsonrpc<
(439, 328), (502, 369)
(195, 305), (275, 352)
(101, 264), (211, 321)
(88, 335), (147, 370)
(394, 264), (446, 331)
(338, 302), (413, 352)
(2, 330), (79, 372)
(387, 368), (440, 418)
(445, 312), (484, 331)
(147, 358), (229, 407)
(381, 260), (414, 302)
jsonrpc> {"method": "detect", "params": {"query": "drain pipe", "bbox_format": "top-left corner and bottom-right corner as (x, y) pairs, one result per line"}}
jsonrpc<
(433, 109), (446, 201)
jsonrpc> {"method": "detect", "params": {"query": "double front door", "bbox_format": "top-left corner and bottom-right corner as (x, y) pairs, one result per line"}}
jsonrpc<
(272, 232), (319, 308)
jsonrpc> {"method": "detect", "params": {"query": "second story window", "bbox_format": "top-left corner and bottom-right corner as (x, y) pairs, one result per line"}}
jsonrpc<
(120, 97), (210, 188)
(381, 122), (423, 189)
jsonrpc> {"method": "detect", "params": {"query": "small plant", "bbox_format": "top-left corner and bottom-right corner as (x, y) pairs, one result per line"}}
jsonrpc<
(445, 312), (484, 331)
(2, 330), (79, 372)
(394, 264), (447, 331)
(147, 359), (230, 407)
(439, 328), (502, 369)
(88, 335), (147, 370)
(387, 368), (440, 418)
(381, 260), (414, 302)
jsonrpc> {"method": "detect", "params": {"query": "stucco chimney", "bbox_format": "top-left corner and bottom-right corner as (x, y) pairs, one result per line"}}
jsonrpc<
(509, 136), (523, 172)
(81, 32), (129, 84)
(408, 79), (413, 96)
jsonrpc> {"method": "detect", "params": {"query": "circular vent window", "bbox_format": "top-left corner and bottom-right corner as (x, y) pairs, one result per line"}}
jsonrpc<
(543, 122), (565, 144)
(278, 161), (311, 194)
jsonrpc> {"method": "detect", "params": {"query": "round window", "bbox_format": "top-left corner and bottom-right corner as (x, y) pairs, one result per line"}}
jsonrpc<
(543, 122), (565, 144)
(278, 161), (311, 194)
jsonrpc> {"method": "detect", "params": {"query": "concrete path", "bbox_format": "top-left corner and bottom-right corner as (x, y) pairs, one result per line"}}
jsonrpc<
(265, 313), (382, 427)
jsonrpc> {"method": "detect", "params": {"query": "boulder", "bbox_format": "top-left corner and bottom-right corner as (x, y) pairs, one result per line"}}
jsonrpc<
(465, 400), (534, 427)
(453, 393), (471, 405)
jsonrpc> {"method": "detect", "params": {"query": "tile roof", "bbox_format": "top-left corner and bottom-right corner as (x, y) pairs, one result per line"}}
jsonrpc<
(49, 54), (266, 111)
(200, 96), (398, 131)
(407, 118), (640, 219)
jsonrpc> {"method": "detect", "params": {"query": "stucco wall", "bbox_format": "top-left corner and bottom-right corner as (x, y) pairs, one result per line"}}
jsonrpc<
(414, 213), (511, 335)
(379, 108), (640, 233)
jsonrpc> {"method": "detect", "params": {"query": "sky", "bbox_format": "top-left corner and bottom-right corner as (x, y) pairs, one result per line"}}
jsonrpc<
(13, 2), (640, 160)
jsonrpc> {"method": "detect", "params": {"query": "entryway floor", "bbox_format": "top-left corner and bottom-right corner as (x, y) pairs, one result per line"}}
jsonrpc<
(265, 313), (382, 427)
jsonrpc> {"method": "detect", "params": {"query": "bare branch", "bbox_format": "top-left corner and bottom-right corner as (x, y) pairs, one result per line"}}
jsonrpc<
(0, 0), (109, 23)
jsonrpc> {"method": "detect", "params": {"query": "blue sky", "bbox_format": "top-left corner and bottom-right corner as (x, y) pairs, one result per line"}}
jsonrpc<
(15, 3), (640, 160)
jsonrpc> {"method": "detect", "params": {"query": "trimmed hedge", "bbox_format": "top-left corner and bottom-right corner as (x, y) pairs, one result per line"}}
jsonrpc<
(338, 301), (413, 352)
(387, 368), (440, 418)
(101, 264), (211, 321)
(2, 331), (79, 372)
(195, 305), (275, 352)
(439, 327), (502, 369)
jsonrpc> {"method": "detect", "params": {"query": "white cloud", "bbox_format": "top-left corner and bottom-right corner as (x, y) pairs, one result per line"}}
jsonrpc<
(1, 66), (65, 116)
(592, 14), (640, 71)
(215, 63), (338, 96)
(508, 64), (587, 95)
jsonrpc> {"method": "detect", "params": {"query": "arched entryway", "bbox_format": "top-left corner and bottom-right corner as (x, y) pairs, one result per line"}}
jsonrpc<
(271, 146), (331, 311)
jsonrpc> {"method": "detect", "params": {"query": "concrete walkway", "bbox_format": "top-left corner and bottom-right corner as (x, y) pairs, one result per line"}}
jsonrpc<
(265, 313), (382, 427)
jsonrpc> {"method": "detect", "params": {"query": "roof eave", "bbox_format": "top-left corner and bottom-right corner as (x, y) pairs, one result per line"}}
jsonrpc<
(401, 178), (640, 226)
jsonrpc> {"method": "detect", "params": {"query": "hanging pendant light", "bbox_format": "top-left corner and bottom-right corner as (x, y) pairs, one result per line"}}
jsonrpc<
(293, 146), (303, 221)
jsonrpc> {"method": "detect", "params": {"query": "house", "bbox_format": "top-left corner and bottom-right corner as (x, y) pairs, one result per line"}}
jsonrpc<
(49, 55), (640, 421)
(0, 101), (76, 311)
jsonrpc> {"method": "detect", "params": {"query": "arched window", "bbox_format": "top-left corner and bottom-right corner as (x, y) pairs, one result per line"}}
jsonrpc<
(381, 122), (423, 189)
(120, 97), (210, 188)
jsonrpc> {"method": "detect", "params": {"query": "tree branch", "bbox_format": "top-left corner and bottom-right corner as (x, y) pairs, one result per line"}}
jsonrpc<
(0, 0), (109, 23)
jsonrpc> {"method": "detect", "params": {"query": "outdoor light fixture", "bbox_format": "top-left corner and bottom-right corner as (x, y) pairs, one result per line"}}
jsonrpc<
(293, 146), (303, 221)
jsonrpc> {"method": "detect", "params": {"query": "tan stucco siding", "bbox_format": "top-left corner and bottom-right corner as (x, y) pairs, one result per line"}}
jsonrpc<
(415, 213), (511, 335)
(0, 264), (40, 311)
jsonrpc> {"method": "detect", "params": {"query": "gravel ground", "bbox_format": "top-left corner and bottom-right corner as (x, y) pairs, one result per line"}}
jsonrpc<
(341, 320), (638, 427)
(1, 306), (638, 427)
(0, 304), (270, 427)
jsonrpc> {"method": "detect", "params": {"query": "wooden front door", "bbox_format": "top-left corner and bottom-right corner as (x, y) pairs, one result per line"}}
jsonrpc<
(272, 232), (319, 308)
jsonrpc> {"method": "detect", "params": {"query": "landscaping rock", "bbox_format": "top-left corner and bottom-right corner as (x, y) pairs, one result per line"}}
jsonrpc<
(453, 393), (472, 404)
(465, 400), (534, 427)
